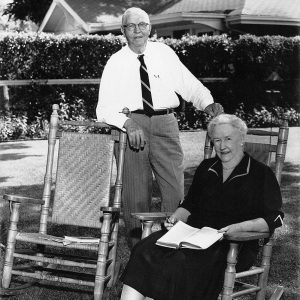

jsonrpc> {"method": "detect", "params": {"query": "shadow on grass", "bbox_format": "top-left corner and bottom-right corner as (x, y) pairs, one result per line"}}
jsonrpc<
(0, 153), (43, 161)
(282, 163), (300, 174)
(269, 163), (300, 299)
(0, 184), (44, 199)
(0, 177), (11, 184)
(0, 143), (31, 151)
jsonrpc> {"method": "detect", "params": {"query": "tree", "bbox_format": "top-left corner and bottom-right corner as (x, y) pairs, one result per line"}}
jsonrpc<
(3, 0), (52, 25)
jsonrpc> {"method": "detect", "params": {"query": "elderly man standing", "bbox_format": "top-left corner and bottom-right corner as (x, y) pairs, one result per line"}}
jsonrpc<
(96, 7), (223, 247)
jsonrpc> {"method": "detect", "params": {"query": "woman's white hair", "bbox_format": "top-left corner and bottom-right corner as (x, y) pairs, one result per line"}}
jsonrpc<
(207, 114), (248, 138)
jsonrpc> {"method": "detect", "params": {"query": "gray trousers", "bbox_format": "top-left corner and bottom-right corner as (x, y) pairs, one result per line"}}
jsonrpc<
(121, 113), (184, 245)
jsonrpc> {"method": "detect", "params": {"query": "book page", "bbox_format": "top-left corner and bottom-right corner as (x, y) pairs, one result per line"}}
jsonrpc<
(156, 221), (201, 248)
(181, 227), (223, 249)
(156, 222), (223, 250)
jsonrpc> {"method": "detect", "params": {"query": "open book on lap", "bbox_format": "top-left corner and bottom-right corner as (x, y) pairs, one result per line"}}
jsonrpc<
(156, 221), (223, 250)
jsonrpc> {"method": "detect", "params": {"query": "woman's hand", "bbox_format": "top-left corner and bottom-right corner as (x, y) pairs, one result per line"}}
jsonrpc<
(218, 218), (269, 235)
(164, 207), (191, 231)
(218, 224), (243, 235)
(164, 215), (179, 231)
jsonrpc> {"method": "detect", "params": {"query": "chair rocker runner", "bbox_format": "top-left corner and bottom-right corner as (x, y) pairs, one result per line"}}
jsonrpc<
(132, 116), (289, 300)
(0, 104), (127, 299)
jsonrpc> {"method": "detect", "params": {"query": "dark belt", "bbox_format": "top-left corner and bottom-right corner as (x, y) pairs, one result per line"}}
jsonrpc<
(131, 108), (174, 117)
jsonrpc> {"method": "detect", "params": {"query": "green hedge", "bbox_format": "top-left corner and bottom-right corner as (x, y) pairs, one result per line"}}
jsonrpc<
(2, 33), (298, 80)
(0, 33), (123, 79)
(0, 32), (299, 127)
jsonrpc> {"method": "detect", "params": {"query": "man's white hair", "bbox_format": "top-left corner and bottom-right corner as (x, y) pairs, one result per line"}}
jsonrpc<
(122, 7), (150, 25)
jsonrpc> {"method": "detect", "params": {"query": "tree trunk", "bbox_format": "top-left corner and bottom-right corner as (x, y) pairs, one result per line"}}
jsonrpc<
(0, 85), (10, 115)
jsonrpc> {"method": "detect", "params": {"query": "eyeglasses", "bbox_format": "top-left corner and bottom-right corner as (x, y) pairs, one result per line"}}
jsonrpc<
(123, 22), (149, 32)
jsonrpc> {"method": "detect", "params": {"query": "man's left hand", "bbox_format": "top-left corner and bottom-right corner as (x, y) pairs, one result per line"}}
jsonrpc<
(204, 103), (224, 117)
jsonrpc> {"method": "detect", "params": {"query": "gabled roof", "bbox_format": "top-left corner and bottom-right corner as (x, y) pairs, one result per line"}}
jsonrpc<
(63, 0), (123, 24)
(227, 0), (300, 26)
(228, 0), (300, 19)
(157, 0), (243, 14)
(64, 0), (243, 24)
(38, 0), (300, 34)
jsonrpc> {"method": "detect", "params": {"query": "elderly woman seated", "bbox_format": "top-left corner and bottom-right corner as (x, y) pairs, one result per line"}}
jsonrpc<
(120, 114), (284, 300)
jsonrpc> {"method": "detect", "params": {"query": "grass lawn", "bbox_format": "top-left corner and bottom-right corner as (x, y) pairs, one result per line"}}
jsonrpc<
(0, 128), (299, 299)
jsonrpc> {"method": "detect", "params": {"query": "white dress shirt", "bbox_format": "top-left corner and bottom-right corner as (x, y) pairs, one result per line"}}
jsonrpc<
(96, 41), (214, 130)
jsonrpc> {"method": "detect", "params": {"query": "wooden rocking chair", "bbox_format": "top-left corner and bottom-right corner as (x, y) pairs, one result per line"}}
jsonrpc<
(0, 104), (127, 299)
(132, 116), (289, 300)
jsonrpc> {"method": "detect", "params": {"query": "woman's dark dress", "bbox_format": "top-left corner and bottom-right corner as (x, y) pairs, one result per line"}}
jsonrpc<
(120, 154), (283, 300)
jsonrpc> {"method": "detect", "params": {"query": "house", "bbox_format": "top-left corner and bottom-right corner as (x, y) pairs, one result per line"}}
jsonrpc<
(39, 0), (300, 37)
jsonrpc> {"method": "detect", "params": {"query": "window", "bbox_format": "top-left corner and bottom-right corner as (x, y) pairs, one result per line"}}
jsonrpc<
(173, 29), (189, 39)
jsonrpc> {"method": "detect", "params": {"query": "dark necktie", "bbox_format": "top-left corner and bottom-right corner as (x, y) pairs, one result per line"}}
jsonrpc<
(138, 54), (154, 116)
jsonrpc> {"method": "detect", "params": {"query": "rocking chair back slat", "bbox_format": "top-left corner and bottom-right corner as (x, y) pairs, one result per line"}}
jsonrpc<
(51, 132), (114, 228)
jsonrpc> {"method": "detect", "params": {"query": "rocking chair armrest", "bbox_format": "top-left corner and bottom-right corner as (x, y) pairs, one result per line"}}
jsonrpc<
(131, 212), (172, 222)
(100, 206), (121, 213)
(224, 231), (270, 242)
(3, 194), (44, 205)
(131, 212), (172, 240)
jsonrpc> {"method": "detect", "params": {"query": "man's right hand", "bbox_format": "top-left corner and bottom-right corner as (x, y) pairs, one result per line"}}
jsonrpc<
(123, 119), (146, 150)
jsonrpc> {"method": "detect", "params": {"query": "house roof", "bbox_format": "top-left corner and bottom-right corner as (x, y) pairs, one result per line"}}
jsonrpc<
(39, 0), (300, 34)
(157, 0), (243, 15)
(63, 0), (244, 24)
(228, 0), (300, 19)
(226, 0), (300, 27)
(63, 0), (122, 24)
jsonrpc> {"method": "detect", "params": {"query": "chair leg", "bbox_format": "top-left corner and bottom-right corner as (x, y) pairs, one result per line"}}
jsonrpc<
(94, 212), (113, 300)
(256, 239), (272, 300)
(107, 215), (119, 288)
(221, 242), (239, 300)
(141, 220), (155, 239)
(1, 202), (20, 288)
(269, 286), (284, 300)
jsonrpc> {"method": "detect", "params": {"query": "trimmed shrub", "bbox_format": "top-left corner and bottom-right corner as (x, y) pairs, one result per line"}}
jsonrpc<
(0, 32), (299, 133)
(1, 103), (298, 141)
(178, 102), (299, 131)
(0, 32), (124, 80)
(0, 115), (45, 141)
